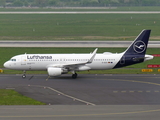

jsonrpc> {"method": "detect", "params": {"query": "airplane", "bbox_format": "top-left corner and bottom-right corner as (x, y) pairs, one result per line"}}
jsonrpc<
(4, 30), (153, 79)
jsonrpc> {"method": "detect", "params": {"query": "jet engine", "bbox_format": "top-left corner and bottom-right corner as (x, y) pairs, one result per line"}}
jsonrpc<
(47, 67), (62, 76)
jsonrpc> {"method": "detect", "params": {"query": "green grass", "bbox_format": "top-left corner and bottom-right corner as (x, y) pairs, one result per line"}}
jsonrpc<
(80, 68), (159, 74)
(3, 68), (160, 75)
(0, 89), (45, 105)
(0, 14), (160, 40)
(1, 47), (160, 74)
(115, 6), (160, 11)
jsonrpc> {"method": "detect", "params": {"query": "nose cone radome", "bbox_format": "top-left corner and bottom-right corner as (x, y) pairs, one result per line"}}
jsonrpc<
(4, 61), (9, 68)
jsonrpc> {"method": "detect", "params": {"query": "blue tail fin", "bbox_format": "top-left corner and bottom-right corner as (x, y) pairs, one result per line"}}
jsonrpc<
(124, 30), (151, 55)
(114, 30), (151, 69)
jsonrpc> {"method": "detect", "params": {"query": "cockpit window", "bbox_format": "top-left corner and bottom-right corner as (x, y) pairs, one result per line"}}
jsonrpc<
(9, 59), (16, 61)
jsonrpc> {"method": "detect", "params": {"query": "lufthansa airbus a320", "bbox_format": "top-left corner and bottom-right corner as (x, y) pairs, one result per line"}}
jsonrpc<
(4, 30), (153, 79)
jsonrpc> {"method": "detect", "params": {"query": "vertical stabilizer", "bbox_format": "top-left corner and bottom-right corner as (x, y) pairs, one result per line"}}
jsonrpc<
(114, 30), (151, 69)
(124, 30), (151, 55)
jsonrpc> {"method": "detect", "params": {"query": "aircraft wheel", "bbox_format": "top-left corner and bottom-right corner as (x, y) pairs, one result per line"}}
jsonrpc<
(22, 74), (26, 79)
(72, 73), (77, 79)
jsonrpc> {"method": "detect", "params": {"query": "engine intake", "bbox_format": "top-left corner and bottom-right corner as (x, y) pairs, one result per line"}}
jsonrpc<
(47, 67), (62, 76)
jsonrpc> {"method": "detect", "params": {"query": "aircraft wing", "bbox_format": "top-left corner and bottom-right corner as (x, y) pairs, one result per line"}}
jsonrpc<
(47, 48), (98, 70)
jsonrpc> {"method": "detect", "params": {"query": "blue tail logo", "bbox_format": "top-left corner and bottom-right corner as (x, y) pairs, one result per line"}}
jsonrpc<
(133, 41), (146, 53)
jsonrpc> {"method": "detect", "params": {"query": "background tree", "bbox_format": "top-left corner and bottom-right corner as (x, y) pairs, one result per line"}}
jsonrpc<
(34, 0), (48, 7)
(2, 0), (160, 7)
(48, 0), (57, 7)
(0, 0), (6, 8)
(12, 0), (24, 7)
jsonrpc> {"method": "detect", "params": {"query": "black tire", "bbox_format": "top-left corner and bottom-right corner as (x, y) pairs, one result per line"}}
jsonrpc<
(22, 74), (26, 79)
(72, 73), (77, 79)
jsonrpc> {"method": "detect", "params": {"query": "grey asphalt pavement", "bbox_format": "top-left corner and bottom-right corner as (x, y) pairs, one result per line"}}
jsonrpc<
(1, 74), (160, 120)
(0, 41), (159, 47)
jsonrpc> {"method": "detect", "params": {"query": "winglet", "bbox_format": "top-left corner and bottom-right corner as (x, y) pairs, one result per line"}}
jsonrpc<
(87, 48), (98, 63)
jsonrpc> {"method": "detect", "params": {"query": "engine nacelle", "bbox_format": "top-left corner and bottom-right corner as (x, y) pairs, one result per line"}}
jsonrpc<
(47, 67), (62, 76)
(78, 66), (91, 71)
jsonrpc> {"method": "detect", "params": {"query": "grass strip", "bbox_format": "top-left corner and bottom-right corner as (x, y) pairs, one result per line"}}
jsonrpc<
(0, 89), (45, 105)
(0, 14), (159, 40)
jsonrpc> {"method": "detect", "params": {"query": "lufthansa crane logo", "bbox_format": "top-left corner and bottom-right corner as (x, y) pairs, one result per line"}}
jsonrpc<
(133, 41), (146, 53)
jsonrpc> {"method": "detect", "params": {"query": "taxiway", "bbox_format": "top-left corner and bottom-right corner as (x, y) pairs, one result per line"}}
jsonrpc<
(0, 74), (160, 120)
(1, 74), (160, 105)
(0, 41), (159, 48)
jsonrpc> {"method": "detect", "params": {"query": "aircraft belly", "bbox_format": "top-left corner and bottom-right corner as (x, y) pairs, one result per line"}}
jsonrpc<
(18, 62), (47, 70)
(30, 64), (46, 70)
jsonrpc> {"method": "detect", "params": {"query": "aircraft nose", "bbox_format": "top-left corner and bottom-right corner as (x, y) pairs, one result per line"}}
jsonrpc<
(4, 61), (10, 68)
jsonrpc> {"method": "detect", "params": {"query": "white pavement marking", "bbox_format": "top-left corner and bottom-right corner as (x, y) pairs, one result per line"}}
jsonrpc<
(129, 91), (134, 93)
(113, 90), (160, 93)
(155, 91), (159, 93)
(121, 91), (126, 93)
(146, 91), (151, 93)
(113, 91), (118, 93)
(29, 84), (95, 106)
(47, 87), (96, 106)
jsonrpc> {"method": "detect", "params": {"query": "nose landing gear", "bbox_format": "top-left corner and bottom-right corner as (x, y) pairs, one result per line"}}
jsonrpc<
(22, 70), (26, 78)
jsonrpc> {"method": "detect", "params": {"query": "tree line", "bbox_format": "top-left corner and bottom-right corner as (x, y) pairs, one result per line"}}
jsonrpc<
(0, 0), (160, 7)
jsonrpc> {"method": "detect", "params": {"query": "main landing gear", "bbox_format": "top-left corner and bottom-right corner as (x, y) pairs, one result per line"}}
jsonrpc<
(72, 73), (77, 79)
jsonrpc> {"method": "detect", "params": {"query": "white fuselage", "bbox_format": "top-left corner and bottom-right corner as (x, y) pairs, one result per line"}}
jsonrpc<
(4, 53), (123, 71)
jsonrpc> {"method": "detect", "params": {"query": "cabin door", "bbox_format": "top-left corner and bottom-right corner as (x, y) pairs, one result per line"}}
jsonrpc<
(21, 56), (26, 65)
